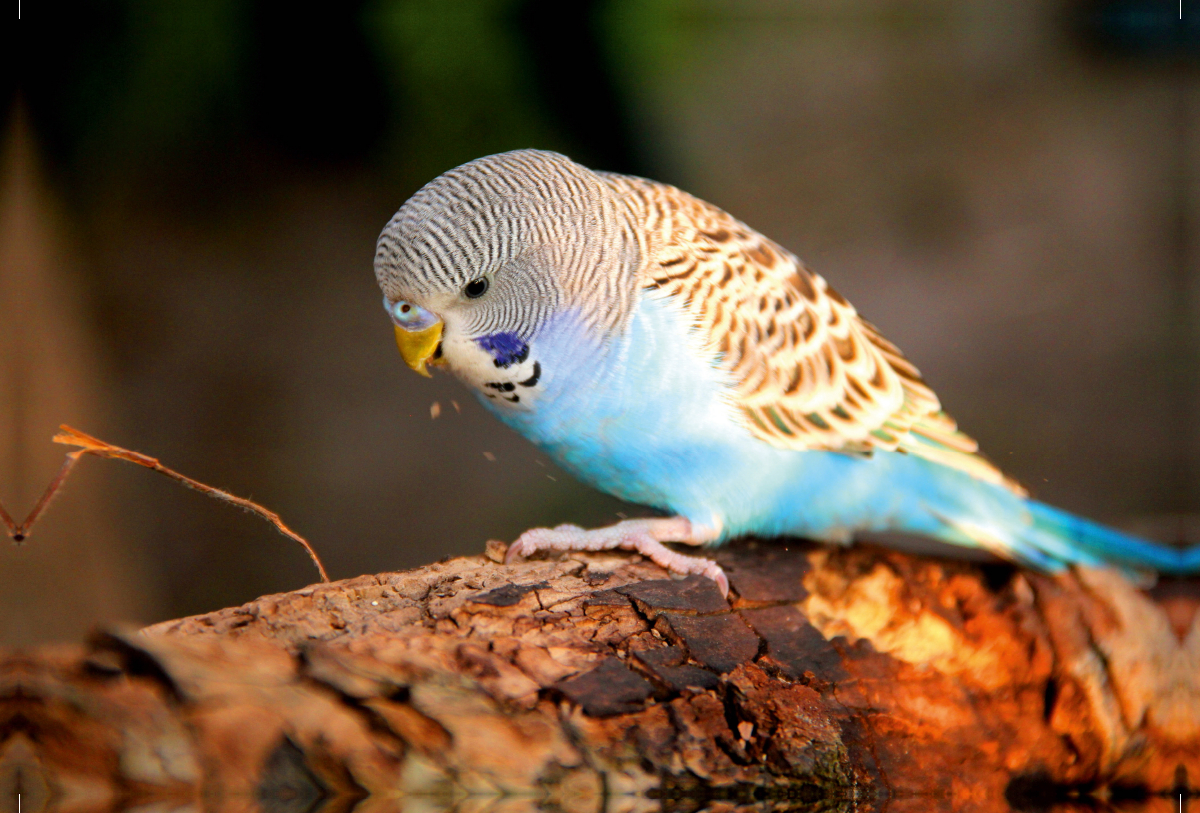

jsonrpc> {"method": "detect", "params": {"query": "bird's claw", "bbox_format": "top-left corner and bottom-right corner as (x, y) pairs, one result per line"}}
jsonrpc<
(503, 517), (729, 597)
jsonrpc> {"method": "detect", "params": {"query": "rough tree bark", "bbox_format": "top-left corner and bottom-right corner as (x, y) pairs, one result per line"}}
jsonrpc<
(1, 540), (1196, 813)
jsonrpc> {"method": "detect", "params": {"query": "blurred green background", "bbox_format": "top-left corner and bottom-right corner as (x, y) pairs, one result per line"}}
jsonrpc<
(2, 0), (1198, 644)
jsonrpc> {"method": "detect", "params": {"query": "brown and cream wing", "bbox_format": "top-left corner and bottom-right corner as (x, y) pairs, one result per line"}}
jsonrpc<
(606, 174), (1021, 493)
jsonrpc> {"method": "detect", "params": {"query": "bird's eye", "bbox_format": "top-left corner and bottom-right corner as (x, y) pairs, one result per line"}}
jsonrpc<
(391, 300), (422, 324)
(464, 278), (489, 299)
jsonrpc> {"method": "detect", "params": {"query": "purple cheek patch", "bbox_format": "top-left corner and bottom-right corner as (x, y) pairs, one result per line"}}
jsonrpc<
(476, 332), (529, 368)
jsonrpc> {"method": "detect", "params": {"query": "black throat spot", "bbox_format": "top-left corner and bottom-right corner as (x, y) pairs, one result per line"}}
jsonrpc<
(482, 359), (540, 404)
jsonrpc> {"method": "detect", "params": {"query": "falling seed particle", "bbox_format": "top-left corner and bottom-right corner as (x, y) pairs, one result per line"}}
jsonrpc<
(430, 401), (441, 419)
(451, 400), (461, 413)
(483, 451), (496, 462)
(616, 511), (627, 519)
(546, 475), (556, 481)
(534, 459), (545, 467)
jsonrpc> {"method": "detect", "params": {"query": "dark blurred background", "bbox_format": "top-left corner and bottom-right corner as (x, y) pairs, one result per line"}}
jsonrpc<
(2, 0), (1198, 644)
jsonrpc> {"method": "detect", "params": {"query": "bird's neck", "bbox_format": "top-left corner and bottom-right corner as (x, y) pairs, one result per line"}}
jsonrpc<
(482, 290), (744, 467)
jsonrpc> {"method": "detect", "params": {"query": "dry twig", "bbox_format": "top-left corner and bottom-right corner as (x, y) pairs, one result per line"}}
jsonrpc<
(0, 424), (329, 583)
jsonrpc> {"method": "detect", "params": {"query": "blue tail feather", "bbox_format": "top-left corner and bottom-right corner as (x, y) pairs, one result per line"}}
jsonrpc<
(1023, 500), (1190, 574)
(1184, 545), (1200, 571)
(752, 450), (1197, 576)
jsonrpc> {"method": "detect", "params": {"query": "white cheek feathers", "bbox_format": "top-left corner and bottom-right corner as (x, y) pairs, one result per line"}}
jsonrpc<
(440, 331), (543, 408)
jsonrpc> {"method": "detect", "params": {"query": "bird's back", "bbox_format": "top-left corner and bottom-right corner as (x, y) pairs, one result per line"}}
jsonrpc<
(598, 170), (1025, 495)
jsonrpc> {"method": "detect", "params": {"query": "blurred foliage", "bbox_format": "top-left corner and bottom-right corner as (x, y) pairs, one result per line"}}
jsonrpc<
(15, 1), (246, 185)
(84, 0), (244, 160)
(366, 0), (561, 182)
(12, 0), (675, 198)
(10, 0), (1198, 197)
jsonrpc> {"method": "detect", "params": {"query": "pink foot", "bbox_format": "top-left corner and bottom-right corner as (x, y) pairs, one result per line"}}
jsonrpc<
(505, 516), (729, 596)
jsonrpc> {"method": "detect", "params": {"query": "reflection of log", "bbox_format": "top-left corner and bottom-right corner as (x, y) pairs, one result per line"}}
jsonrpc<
(1, 542), (1197, 813)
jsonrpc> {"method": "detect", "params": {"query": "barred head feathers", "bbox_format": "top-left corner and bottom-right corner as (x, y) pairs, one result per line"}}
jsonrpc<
(375, 150), (641, 345)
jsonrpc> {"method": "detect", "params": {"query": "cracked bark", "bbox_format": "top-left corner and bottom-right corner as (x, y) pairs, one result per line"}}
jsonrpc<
(0, 540), (1196, 813)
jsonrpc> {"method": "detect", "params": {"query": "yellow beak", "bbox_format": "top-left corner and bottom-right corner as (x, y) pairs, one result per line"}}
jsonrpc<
(394, 321), (444, 378)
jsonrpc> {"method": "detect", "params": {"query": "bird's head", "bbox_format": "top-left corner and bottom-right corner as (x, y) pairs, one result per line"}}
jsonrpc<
(374, 150), (639, 405)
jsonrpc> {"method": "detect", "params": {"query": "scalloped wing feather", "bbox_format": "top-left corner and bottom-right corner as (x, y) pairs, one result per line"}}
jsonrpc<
(603, 173), (1024, 496)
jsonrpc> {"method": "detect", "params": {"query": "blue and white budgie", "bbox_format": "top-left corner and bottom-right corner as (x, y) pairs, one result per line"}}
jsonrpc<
(374, 149), (1194, 595)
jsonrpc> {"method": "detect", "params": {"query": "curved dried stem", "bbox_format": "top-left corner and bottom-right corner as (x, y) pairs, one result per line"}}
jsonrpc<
(0, 425), (330, 584)
(1, 450), (84, 542)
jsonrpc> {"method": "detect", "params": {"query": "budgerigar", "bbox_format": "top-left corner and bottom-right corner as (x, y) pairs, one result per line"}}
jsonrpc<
(374, 150), (1194, 595)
